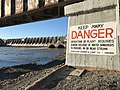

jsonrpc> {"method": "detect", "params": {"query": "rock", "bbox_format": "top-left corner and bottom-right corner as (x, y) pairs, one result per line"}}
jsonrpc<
(54, 70), (120, 90)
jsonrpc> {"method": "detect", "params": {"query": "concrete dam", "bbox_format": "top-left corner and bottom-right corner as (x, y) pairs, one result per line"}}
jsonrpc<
(0, 38), (5, 46)
(5, 36), (66, 48)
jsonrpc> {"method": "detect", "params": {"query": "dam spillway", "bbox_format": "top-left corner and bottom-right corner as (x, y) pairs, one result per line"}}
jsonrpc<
(5, 36), (66, 48)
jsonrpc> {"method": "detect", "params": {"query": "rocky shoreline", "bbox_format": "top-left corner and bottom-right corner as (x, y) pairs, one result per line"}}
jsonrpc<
(0, 53), (120, 90)
(53, 70), (120, 90)
(0, 53), (66, 90)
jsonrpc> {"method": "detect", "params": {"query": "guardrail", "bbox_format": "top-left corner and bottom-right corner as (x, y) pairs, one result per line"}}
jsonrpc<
(0, 0), (84, 18)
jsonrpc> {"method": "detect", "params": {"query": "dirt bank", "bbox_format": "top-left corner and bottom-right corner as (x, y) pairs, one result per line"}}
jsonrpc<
(1, 53), (120, 90)
(0, 53), (65, 90)
(53, 70), (120, 90)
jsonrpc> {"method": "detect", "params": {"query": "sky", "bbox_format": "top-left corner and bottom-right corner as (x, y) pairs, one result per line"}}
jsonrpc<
(0, 17), (68, 39)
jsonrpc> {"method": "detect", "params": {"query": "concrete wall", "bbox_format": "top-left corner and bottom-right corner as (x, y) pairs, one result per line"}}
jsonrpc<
(5, 0), (11, 16)
(15, 0), (23, 14)
(45, 0), (58, 6)
(28, 0), (39, 11)
(0, 0), (59, 18)
(65, 0), (120, 70)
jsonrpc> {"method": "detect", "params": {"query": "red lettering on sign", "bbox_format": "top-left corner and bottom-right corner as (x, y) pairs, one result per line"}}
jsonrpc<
(71, 28), (114, 39)
(91, 29), (97, 38)
(72, 31), (77, 39)
(78, 31), (83, 39)
(98, 29), (105, 38)
(84, 30), (90, 38)
(106, 28), (113, 38)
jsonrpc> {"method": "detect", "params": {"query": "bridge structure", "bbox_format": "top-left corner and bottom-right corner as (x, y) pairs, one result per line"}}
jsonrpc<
(5, 36), (66, 48)
(0, 0), (83, 27)
(0, 0), (120, 71)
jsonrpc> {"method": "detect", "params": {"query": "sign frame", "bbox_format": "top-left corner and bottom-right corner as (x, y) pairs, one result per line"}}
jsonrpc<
(69, 21), (117, 55)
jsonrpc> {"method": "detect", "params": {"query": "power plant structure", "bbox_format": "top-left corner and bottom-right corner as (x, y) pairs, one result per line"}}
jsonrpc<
(5, 36), (66, 48)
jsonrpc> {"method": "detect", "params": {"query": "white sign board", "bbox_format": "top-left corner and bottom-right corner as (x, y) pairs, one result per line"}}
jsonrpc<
(69, 22), (116, 55)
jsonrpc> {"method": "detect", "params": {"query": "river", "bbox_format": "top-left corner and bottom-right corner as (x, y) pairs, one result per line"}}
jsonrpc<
(0, 47), (65, 68)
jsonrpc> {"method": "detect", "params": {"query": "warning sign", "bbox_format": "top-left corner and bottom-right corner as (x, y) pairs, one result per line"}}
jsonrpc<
(69, 22), (116, 55)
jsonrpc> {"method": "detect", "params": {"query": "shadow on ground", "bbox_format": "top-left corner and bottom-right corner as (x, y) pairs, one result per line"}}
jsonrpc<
(28, 65), (75, 90)
(0, 59), (65, 81)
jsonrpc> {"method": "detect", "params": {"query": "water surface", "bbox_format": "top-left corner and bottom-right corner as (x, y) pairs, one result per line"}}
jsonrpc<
(0, 47), (65, 68)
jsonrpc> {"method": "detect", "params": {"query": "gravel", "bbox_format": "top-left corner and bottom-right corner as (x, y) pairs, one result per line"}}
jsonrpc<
(1, 52), (120, 90)
(0, 53), (65, 90)
(53, 70), (120, 90)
